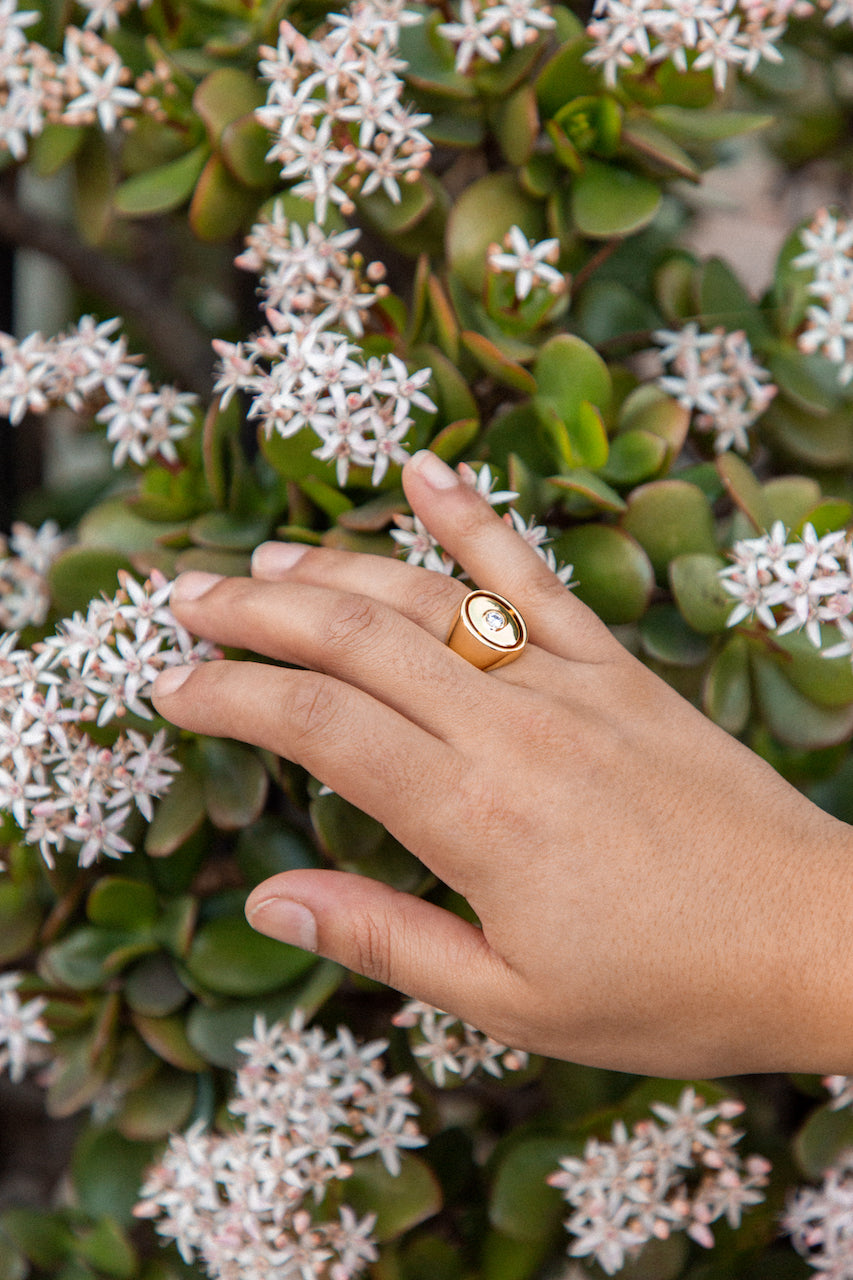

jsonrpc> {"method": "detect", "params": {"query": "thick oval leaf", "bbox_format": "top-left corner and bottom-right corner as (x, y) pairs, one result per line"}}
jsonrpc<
(185, 914), (317, 997)
(446, 172), (544, 294)
(796, 498), (853, 539)
(548, 469), (625, 513)
(189, 511), (270, 551)
(0, 1210), (73, 1269)
(47, 547), (130, 617)
(0, 881), (40, 964)
(762, 396), (853, 469)
(669, 553), (732, 633)
(358, 173), (436, 236)
(621, 480), (717, 577)
(220, 116), (275, 188)
(344, 1153), (442, 1241)
(703, 635), (751, 734)
(774, 631), (853, 708)
(185, 960), (343, 1068)
(114, 146), (208, 217)
(75, 1217), (137, 1279)
(752, 653), (853, 749)
(535, 38), (600, 117)
(145, 768), (206, 857)
(599, 428), (667, 486)
(124, 953), (189, 1017)
(717, 454), (770, 532)
(571, 161), (662, 239)
(639, 604), (711, 667)
(495, 86), (539, 165)
(235, 815), (320, 883)
(461, 331), (536, 394)
(188, 154), (258, 242)
(551, 526), (654, 624)
(488, 1137), (568, 1242)
(78, 497), (188, 555)
(617, 385), (690, 459)
(197, 738), (269, 830)
(72, 1127), (158, 1226)
(130, 1011), (208, 1072)
(795, 1103), (853, 1180)
(193, 68), (265, 147)
(40, 927), (138, 991)
(533, 334), (612, 449)
(762, 475), (822, 528)
(87, 877), (158, 931)
(115, 1068), (196, 1141)
(698, 257), (771, 344)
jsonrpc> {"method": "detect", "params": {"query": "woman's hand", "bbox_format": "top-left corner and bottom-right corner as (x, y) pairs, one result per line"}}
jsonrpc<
(152, 449), (853, 1077)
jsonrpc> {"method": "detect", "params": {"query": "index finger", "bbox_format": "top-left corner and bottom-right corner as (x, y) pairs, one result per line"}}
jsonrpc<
(402, 451), (623, 665)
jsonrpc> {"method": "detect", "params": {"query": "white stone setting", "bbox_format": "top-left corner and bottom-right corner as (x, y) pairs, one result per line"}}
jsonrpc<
(484, 609), (507, 631)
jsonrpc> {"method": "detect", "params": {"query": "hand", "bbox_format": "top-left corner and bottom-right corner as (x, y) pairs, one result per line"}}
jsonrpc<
(152, 449), (853, 1077)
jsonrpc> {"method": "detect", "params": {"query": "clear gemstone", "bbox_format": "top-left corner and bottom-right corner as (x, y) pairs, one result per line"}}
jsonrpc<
(484, 609), (507, 631)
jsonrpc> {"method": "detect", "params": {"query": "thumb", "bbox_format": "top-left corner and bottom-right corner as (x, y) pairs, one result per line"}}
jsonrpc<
(245, 869), (518, 1028)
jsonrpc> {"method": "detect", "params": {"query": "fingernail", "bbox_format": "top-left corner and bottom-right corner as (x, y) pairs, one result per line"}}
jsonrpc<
(172, 571), (223, 603)
(252, 542), (309, 576)
(246, 898), (318, 952)
(409, 450), (458, 490)
(153, 665), (193, 696)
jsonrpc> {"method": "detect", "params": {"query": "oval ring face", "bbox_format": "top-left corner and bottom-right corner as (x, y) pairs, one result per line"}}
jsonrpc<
(446, 591), (528, 670)
(463, 592), (524, 650)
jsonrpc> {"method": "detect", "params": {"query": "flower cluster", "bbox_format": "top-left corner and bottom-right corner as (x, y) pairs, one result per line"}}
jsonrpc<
(0, 316), (197, 467)
(652, 323), (776, 453)
(234, 208), (387, 338)
(783, 1150), (853, 1278)
(0, 8), (144, 159)
(392, 1000), (529, 1086)
(719, 520), (853, 653)
(256, 0), (432, 226)
(437, 0), (556, 75)
(392, 462), (575, 585)
(0, 570), (217, 867)
(135, 1013), (426, 1280)
(214, 320), (435, 487)
(0, 520), (67, 632)
(486, 226), (565, 302)
(0, 972), (52, 1082)
(548, 1087), (771, 1275)
(795, 208), (853, 386)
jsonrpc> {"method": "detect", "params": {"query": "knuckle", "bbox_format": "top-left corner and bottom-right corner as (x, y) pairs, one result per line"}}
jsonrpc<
(406, 576), (463, 631)
(285, 673), (343, 745)
(352, 911), (393, 987)
(322, 594), (383, 655)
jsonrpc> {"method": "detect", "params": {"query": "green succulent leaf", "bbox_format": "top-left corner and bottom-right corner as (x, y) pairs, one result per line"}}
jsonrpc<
(639, 604), (711, 667)
(795, 1103), (853, 1180)
(185, 960), (343, 1068)
(621, 480), (717, 577)
(188, 154), (258, 242)
(751, 652), (853, 749)
(193, 68), (265, 148)
(762, 475), (822, 529)
(75, 1218), (137, 1279)
(446, 172), (544, 294)
(130, 1011), (209, 1072)
(0, 1210), (73, 1270)
(0, 880), (41, 964)
(197, 738), (269, 830)
(344, 1153), (442, 1242)
(87, 877), (158, 932)
(669, 553), (732, 633)
(649, 106), (774, 142)
(124, 953), (189, 1017)
(703, 635), (751, 734)
(47, 548), (131, 617)
(185, 914), (316, 997)
(571, 161), (662, 239)
(114, 145), (209, 217)
(72, 1127), (159, 1225)
(145, 768), (206, 857)
(488, 1136), (568, 1242)
(551, 525), (654, 624)
(599, 429), (668, 486)
(115, 1068), (197, 1141)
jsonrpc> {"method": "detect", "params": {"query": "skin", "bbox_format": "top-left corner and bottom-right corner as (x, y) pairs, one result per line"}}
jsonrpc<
(152, 448), (853, 1078)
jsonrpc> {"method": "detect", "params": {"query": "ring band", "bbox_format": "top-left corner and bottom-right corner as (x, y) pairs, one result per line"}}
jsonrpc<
(446, 590), (527, 670)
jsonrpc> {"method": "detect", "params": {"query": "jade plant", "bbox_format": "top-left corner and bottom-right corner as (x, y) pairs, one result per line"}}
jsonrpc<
(3, 0), (853, 1276)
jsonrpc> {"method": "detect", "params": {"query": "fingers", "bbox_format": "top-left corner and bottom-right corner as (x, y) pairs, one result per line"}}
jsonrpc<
(151, 658), (460, 856)
(245, 869), (525, 1041)
(402, 451), (621, 664)
(164, 572), (498, 743)
(251, 539), (469, 645)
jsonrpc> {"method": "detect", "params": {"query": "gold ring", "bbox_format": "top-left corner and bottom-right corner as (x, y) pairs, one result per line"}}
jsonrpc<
(446, 590), (527, 670)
